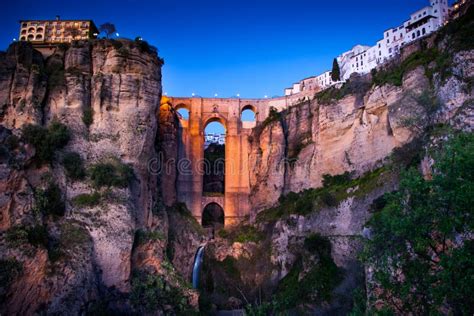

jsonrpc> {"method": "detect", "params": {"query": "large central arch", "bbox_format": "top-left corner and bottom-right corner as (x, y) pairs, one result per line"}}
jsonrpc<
(203, 118), (226, 196)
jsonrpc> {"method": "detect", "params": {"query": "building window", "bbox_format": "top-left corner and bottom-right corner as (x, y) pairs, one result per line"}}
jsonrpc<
(412, 33), (416, 39)
(417, 30), (421, 36)
(422, 28), (426, 35)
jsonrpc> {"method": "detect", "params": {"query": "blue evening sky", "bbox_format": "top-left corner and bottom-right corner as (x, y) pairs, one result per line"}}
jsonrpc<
(0, 0), (451, 100)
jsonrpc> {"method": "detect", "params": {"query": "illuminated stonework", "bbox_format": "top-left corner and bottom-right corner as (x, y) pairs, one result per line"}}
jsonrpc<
(18, 18), (98, 56)
(162, 94), (313, 226)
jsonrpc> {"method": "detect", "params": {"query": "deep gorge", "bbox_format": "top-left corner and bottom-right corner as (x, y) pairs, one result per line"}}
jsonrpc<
(0, 6), (473, 315)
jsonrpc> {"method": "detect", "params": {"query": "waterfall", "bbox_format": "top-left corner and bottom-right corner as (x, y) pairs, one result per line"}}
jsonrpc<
(192, 246), (205, 289)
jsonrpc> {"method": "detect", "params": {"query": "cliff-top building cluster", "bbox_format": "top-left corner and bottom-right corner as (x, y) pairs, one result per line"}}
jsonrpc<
(285, 0), (458, 96)
(204, 134), (226, 148)
(18, 16), (98, 56)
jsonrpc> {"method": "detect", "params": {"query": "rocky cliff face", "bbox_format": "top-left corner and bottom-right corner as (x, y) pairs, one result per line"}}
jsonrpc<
(203, 30), (473, 313)
(0, 39), (172, 314)
(0, 43), (46, 128)
(249, 48), (474, 213)
(0, 12), (473, 315)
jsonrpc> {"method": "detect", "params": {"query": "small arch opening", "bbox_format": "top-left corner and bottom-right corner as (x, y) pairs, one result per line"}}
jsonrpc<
(35, 34), (43, 40)
(27, 34), (34, 41)
(175, 104), (190, 121)
(202, 203), (224, 230)
(28, 27), (35, 33)
(241, 105), (257, 129)
(241, 105), (256, 122)
(177, 108), (190, 120)
(36, 27), (44, 33)
(21, 30), (27, 35)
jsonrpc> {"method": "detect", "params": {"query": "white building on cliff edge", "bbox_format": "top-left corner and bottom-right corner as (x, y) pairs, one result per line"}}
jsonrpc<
(285, 0), (450, 95)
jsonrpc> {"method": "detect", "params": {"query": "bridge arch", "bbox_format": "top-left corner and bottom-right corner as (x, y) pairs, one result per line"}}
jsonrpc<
(241, 104), (257, 114)
(175, 103), (191, 121)
(203, 115), (227, 132)
(241, 104), (257, 128)
(165, 96), (283, 227)
(202, 202), (224, 229)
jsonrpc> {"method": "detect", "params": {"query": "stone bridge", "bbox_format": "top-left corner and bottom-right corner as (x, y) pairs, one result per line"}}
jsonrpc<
(162, 92), (316, 226)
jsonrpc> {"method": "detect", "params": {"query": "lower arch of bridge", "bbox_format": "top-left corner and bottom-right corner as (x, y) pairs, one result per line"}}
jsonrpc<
(202, 202), (224, 229)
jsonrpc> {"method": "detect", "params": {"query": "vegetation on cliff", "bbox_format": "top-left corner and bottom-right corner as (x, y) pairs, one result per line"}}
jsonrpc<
(0, 258), (22, 303)
(274, 234), (342, 311)
(22, 121), (70, 165)
(72, 192), (101, 208)
(256, 167), (390, 223)
(62, 152), (86, 181)
(218, 224), (264, 243)
(130, 270), (194, 314)
(34, 181), (66, 217)
(89, 158), (134, 188)
(361, 133), (474, 315)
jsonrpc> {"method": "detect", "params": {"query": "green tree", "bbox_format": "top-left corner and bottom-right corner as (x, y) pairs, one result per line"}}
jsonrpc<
(89, 159), (133, 188)
(362, 133), (474, 315)
(331, 58), (341, 82)
(99, 23), (117, 39)
(35, 182), (66, 217)
(22, 121), (70, 165)
(62, 152), (86, 180)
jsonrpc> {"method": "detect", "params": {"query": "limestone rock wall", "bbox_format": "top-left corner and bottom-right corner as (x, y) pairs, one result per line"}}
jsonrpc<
(249, 50), (474, 212)
(0, 42), (46, 128)
(0, 40), (164, 313)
